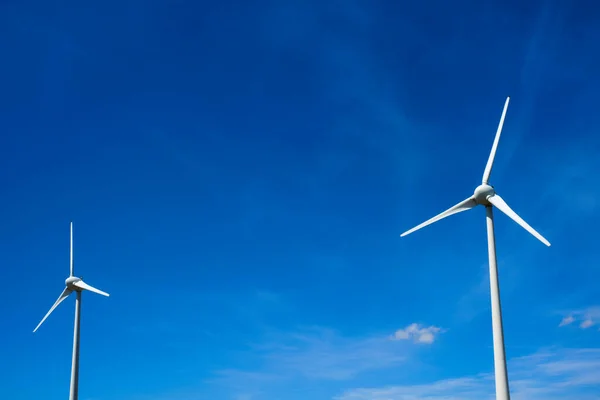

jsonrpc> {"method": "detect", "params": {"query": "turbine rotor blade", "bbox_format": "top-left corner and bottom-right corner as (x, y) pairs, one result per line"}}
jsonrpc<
(73, 280), (110, 297)
(487, 194), (551, 246)
(33, 287), (73, 332)
(482, 96), (510, 184)
(401, 196), (477, 237)
(70, 222), (74, 277)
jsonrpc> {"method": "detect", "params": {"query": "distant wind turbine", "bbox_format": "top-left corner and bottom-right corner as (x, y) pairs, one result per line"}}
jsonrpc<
(400, 97), (550, 400)
(33, 222), (110, 400)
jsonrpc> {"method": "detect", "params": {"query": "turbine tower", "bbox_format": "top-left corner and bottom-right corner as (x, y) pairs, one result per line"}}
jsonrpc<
(400, 97), (550, 400)
(33, 222), (110, 400)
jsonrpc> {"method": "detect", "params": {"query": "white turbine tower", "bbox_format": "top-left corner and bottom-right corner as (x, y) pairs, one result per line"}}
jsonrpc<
(400, 97), (550, 400)
(33, 222), (109, 400)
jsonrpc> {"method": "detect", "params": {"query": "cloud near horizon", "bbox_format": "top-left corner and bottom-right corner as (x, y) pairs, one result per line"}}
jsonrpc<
(335, 348), (600, 400)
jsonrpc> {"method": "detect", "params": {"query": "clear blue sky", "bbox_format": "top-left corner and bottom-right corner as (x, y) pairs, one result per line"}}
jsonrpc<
(1, 1), (599, 399)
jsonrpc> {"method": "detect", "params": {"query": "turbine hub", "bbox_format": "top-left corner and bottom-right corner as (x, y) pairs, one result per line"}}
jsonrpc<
(473, 184), (495, 205)
(65, 276), (81, 290)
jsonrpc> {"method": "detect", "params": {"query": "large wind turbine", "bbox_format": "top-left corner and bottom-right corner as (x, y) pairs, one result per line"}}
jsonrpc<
(33, 222), (109, 400)
(400, 97), (550, 400)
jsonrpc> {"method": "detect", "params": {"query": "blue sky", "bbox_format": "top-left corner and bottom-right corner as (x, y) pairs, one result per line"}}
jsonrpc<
(1, 0), (599, 399)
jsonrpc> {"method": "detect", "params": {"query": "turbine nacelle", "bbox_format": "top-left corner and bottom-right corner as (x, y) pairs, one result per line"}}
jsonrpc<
(65, 276), (82, 290)
(473, 184), (495, 206)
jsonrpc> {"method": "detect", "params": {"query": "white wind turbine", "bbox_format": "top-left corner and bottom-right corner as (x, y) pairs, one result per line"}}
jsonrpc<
(33, 222), (109, 400)
(400, 97), (550, 400)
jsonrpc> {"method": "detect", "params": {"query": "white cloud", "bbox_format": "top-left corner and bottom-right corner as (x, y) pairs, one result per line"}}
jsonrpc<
(558, 306), (600, 330)
(391, 323), (443, 344)
(335, 348), (600, 400)
(580, 319), (594, 329)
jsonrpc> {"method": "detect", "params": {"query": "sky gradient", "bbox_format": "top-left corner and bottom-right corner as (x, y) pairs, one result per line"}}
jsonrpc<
(1, 0), (599, 399)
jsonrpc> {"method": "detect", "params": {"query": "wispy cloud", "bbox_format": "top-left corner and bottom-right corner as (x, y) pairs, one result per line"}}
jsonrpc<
(216, 324), (441, 381)
(335, 348), (600, 400)
(258, 328), (407, 380)
(559, 315), (575, 327)
(558, 306), (600, 330)
(207, 323), (442, 398)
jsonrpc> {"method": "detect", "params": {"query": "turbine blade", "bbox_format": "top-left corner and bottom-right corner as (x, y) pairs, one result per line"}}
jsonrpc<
(400, 196), (477, 237)
(33, 288), (73, 332)
(487, 194), (551, 246)
(482, 96), (510, 184)
(73, 280), (110, 297)
(70, 222), (74, 277)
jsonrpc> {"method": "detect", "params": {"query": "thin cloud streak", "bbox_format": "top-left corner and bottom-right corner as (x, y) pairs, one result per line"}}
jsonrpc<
(558, 306), (600, 331)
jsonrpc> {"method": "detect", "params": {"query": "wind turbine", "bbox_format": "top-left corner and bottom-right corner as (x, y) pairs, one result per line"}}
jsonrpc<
(400, 97), (550, 400)
(33, 222), (109, 400)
